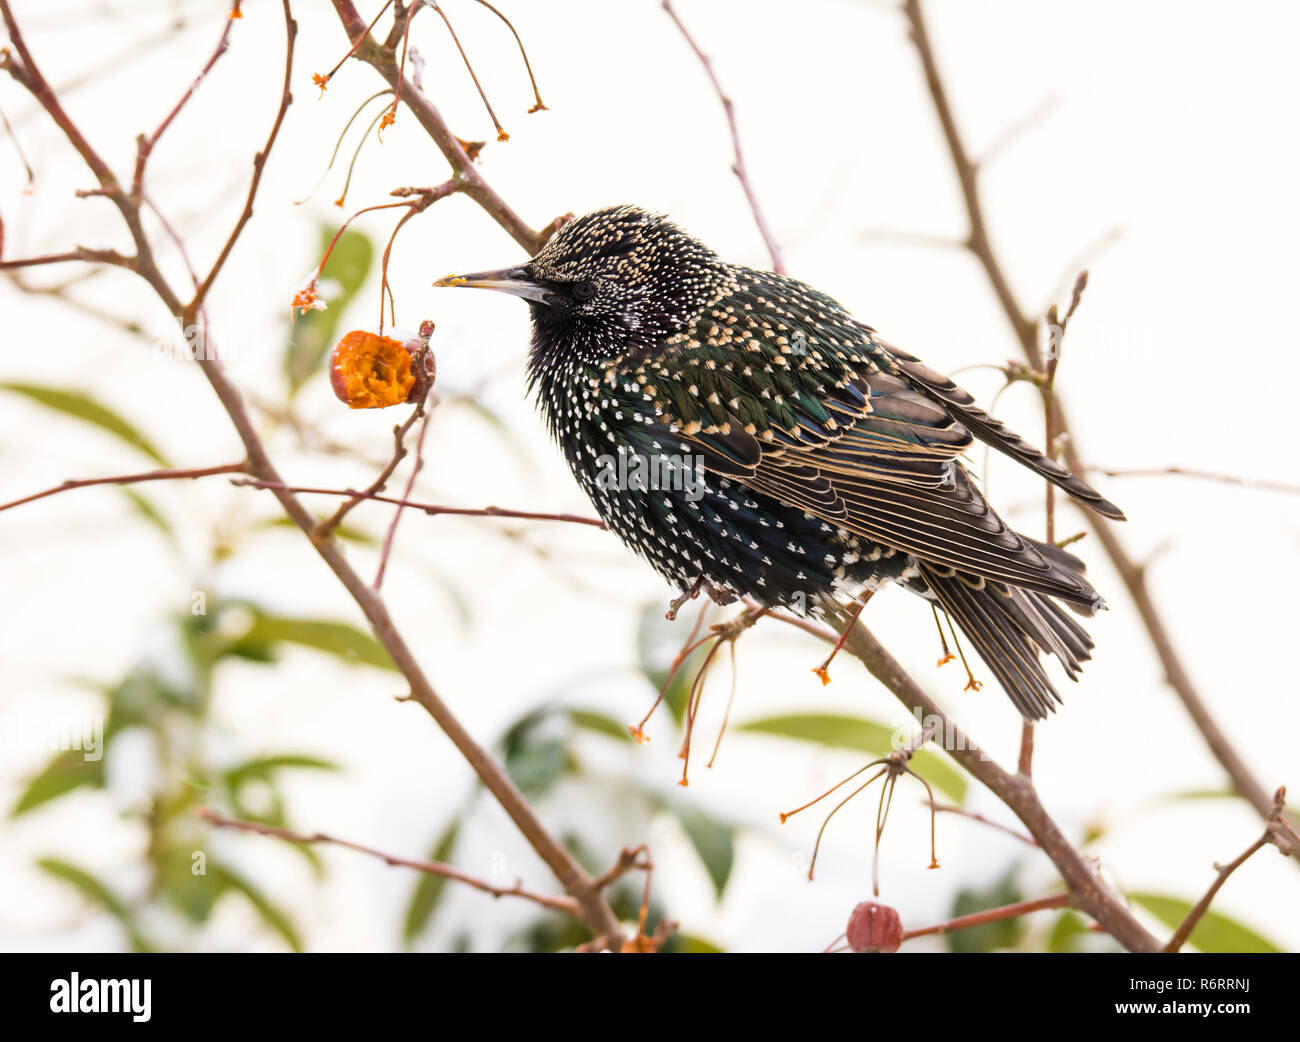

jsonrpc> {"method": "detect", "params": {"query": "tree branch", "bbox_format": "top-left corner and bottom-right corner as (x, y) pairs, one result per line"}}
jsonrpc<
(0, 462), (248, 515)
(662, 0), (785, 274)
(901, 0), (1293, 859)
(2, 0), (625, 946)
(778, 604), (1163, 952)
(196, 807), (579, 916)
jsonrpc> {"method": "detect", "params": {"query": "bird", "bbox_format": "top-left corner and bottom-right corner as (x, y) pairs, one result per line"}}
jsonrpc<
(434, 205), (1124, 720)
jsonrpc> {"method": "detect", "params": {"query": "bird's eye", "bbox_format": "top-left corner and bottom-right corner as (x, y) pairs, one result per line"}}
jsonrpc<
(572, 279), (598, 302)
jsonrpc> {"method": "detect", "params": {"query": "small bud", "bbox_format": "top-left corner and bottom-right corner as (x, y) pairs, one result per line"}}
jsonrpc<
(846, 900), (903, 953)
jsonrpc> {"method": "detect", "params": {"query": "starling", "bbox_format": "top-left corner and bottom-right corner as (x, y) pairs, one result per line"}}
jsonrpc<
(435, 206), (1124, 719)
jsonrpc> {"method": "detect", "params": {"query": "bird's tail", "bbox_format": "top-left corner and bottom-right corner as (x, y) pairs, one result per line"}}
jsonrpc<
(918, 562), (1096, 720)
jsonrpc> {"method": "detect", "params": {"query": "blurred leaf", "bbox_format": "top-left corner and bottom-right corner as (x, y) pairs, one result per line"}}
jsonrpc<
(501, 709), (571, 797)
(222, 754), (340, 790)
(1047, 909), (1092, 953)
(1, 382), (169, 466)
(664, 932), (725, 953)
(569, 708), (634, 744)
(284, 225), (373, 396)
(239, 611), (396, 671)
(260, 516), (377, 546)
(36, 857), (151, 951)
(1129, 892), (1281, 953)
(211, 863), (303, 952)
(637, 603), (712, 724)
(1160, 789), (1238, 803)
(736, 713), (967, 804)
(11, 751), (103, 818)
(117, 488), (177, 549)
(505, 737), (568, 797)
(946, 871), (1024, 953)
(403, 819), (460, 945)
(676, 806), (735, 897)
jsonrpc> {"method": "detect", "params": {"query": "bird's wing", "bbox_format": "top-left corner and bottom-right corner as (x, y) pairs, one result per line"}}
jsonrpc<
(627, 276), (1103, 608)
(874, 336), (1125, 520)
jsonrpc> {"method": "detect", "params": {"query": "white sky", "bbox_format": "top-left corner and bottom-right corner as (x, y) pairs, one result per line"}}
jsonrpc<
(1, 0), (1298, 952)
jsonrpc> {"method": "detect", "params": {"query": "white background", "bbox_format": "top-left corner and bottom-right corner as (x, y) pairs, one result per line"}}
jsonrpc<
(1, 0), (1297, 952)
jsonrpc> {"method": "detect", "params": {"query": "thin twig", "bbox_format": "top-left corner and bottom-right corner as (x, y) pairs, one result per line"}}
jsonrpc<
(782, 603), (1164, 952)
(233, 478), (606, 529)
(196, 807), (577, 915)
(901, 0), (1294, 861)
(661, 0), (785, 274)
(1085, 465), (1300, 496)
(0, 463), (248, 515)
(1165, 787), (1293, 951)
(902, 892), (1069, 941)
(931, 802), (1038, 848)
(329, 0), (539, 251)
(314, 402), (426, 538)
(374, 403), (430, 589)
(3, 0), (626, 946)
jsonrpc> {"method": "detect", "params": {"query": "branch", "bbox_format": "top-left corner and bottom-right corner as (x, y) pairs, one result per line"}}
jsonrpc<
(189, 2), (296, 313)
(902, 892), (1069, 942)
(1085, 465), (1300, 496)
(314, 399), (427, 538)
(931, 802), (1037, 848)
(0, 462), (248, 515)
(3, 0), (626, 946)
(232, 478), (606, 529)
(901, 0), (1294, 859)
(329, 0), (540, 252)
(1165, 787), (1294, 952)
(662, 0), (785, 274)
(773, 604), (1163, 952)
(196, 807), (578, 916)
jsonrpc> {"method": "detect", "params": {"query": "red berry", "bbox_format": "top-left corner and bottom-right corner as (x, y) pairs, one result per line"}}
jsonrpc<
(846, 901), (903, 953)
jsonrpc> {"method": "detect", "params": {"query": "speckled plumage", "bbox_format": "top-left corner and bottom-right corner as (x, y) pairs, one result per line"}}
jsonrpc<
(437, 206), (1125, 719)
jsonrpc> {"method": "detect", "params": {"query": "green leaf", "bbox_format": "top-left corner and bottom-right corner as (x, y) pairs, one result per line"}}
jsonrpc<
(505, 736), (568, 797)
(240, 611), (396, 671)
(11, 751), (103, 818)
(284, 225), (374, 396)
(259, 516), (377, 546)
(736, 713), (968, 804)
(211, 863), (303, 952)
(676, 806), (735, 897)
(1129, 892), (1282, 953)
(1047, 909), (1092, 953)
(665, 931), (725, 953)
(1, 382), (170, 466)
(569, 708), (634, 744)
(403, 819), (461, 945)
(36, 857), (151, 951)
(946, 871), (1024, 953)
(222, 754), (340, 790)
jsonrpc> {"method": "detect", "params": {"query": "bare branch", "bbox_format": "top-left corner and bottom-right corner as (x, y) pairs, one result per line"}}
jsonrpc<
(232, 478), (606, 529)
(902, 892), (1069, 942)
(0, 461), (248, 515)
(662, 0), (785, 274)
(196, 807), (578, 916)
(901, 0), (1294, 858)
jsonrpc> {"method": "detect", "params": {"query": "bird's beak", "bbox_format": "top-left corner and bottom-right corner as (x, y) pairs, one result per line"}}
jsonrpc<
(433, 267), (553, 305)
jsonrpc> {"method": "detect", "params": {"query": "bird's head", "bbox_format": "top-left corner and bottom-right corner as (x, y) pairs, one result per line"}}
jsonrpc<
(434, 205), (732, 373)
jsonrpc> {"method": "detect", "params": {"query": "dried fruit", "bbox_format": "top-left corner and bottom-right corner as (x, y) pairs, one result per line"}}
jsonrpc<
(329, 329), (428, 409)
(846, 901), (903, 953)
